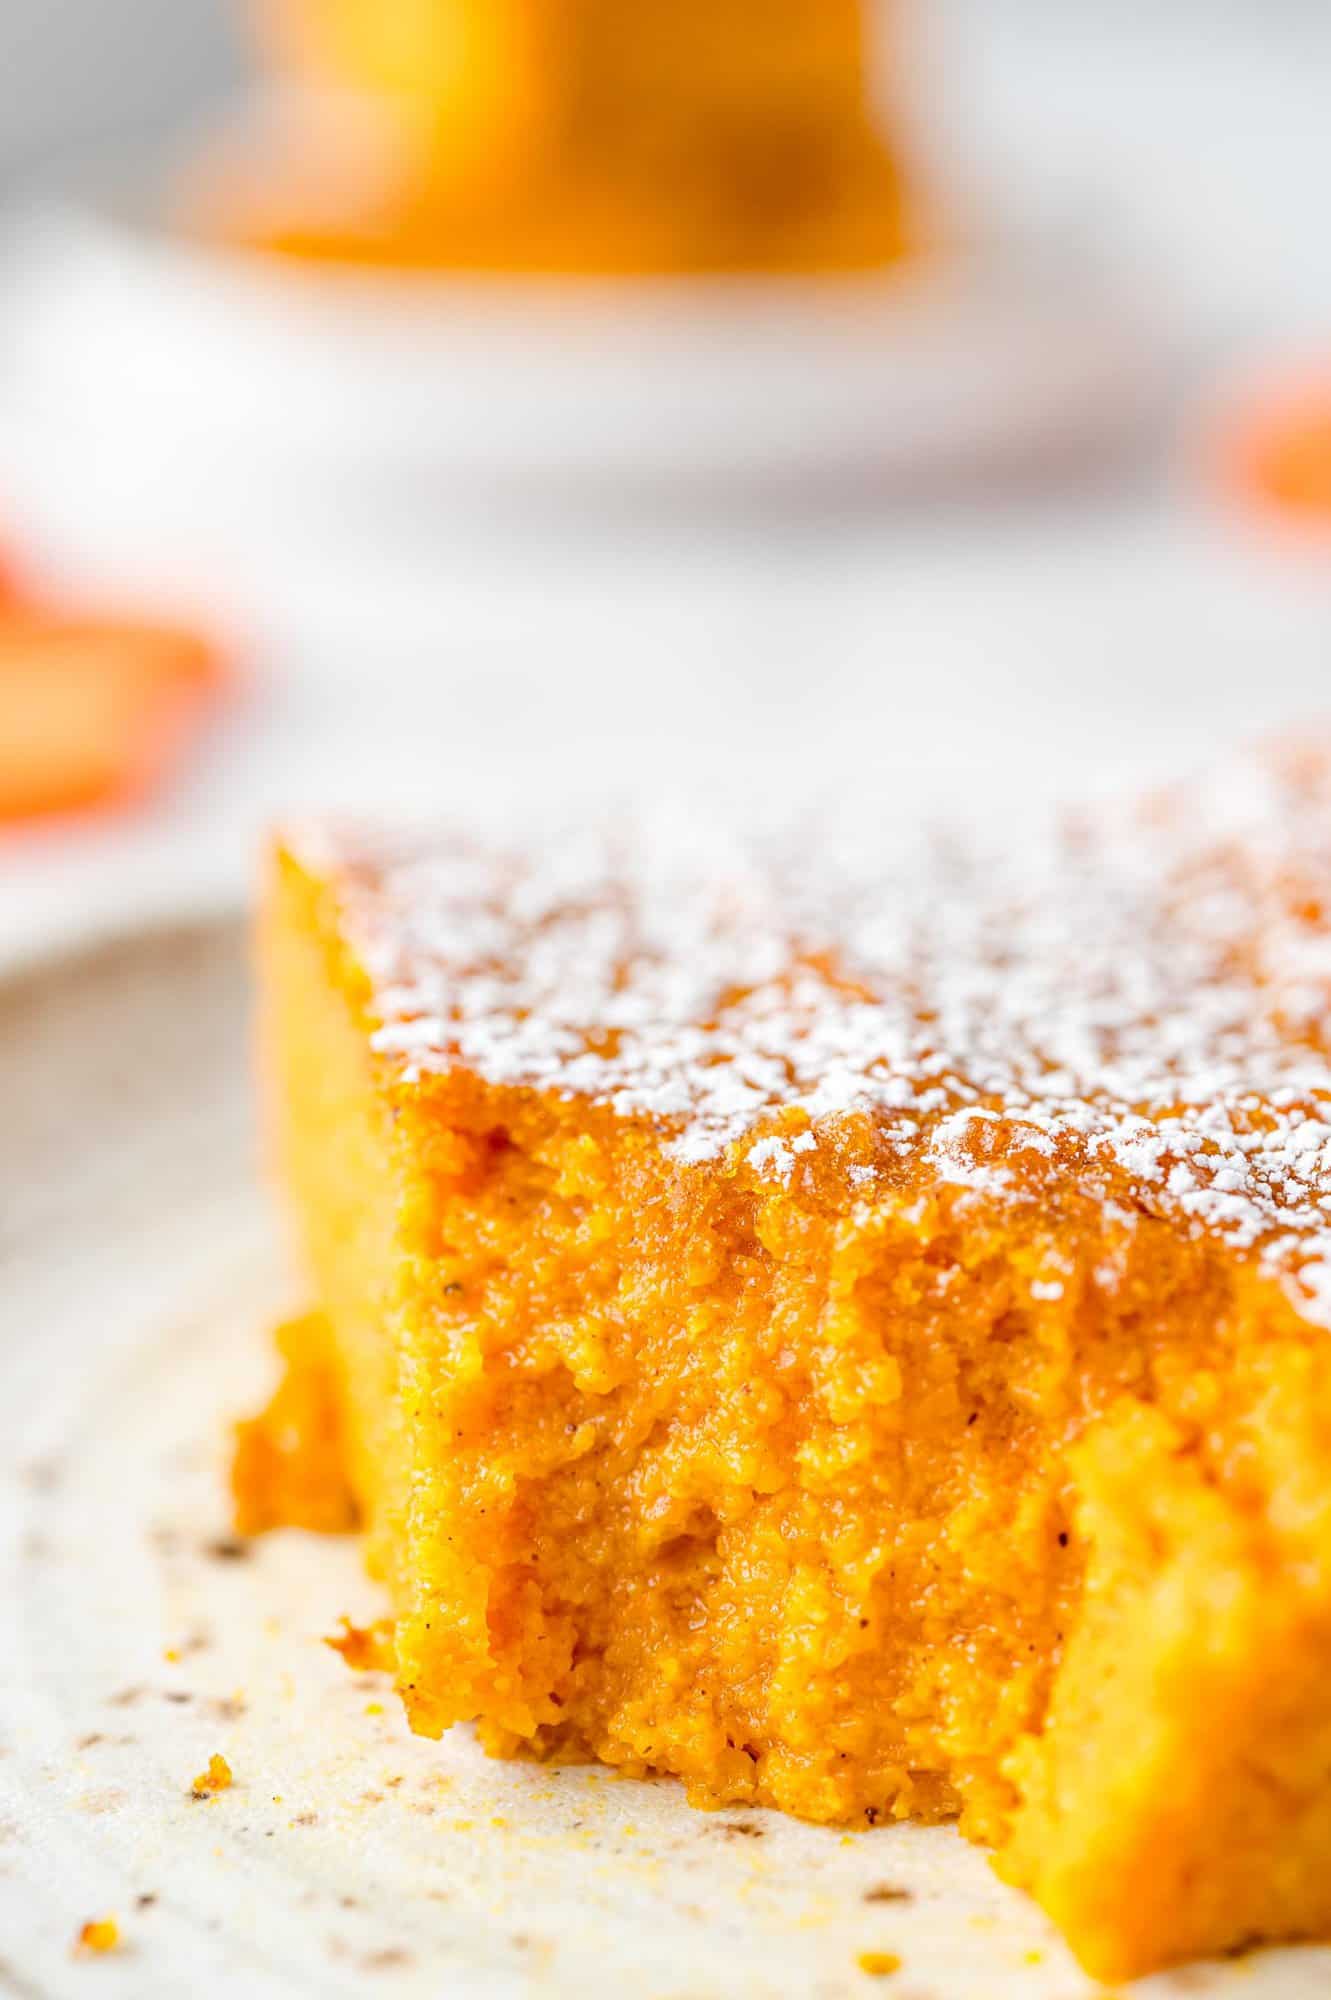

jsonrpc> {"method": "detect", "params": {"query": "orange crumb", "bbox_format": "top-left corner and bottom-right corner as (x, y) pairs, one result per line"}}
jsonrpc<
(191, 1753), (233, 1798)
(857, 1951), (902, 1977)
(323, 1615), (393, 1673)
(74, 1917), (120, 1956)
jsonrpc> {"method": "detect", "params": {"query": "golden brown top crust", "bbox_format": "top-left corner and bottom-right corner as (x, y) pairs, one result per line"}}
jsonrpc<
(281, 740), (1331, 1319)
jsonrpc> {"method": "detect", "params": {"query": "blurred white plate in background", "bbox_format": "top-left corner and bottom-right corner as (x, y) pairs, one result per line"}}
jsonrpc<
(0, 166), (1161, 572)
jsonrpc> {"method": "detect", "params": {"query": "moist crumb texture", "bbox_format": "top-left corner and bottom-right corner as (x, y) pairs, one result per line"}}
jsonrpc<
(245, 741), (1331, 1983)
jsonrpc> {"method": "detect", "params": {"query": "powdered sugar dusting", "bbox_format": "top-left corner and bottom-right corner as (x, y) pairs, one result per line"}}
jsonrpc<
(282, 740), (1331, 1323)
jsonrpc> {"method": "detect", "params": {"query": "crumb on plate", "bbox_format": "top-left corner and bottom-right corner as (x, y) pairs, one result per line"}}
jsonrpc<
(324, 1616), (393, 1672)
(190, 1753), (233, 1799)
(74, 1917), (119, 1956)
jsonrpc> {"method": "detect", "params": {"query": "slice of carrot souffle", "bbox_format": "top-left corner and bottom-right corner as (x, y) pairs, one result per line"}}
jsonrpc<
(240, 744), (1331, 1981)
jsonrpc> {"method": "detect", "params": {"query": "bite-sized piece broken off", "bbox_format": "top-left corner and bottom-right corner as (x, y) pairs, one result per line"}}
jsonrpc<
(245, 743), (1331, 1981)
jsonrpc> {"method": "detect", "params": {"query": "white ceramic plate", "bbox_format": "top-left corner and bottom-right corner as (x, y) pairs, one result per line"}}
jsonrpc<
(2, 918), (1325, 1998)
(0, 166), (1160, 563)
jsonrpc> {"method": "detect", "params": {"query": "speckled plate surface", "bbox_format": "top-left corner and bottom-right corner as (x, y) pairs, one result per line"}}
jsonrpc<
(1, 919), (1327, 1999)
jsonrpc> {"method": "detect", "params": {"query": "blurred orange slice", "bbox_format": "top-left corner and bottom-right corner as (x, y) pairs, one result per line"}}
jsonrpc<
(0, 615), (226, 821)
(1225, 378), (1331, 524)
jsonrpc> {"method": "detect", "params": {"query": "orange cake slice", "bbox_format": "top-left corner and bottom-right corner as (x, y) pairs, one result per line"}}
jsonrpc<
(250, 746), (1331, 1981)
(193, 0), (915, 273)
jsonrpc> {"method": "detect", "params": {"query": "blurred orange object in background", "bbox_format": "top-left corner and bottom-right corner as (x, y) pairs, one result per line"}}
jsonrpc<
(190, 0), (917, 274)
(1222, 375), (1331, 528)
(0, 608), (226, 822)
